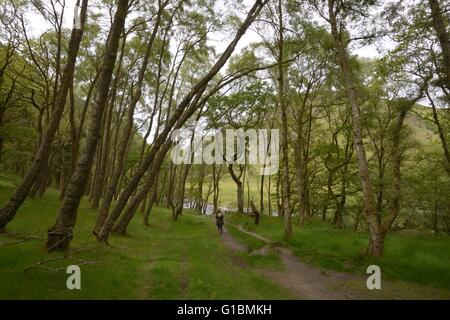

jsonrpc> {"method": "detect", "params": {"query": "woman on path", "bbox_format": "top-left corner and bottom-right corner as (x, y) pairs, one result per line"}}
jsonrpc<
(216, 210), (224, 234)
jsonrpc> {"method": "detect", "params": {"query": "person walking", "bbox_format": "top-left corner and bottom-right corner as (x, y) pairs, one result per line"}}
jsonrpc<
(216, 210), (224, 234)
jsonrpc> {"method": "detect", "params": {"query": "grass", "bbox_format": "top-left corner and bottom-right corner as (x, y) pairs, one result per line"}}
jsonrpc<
(2, 172), (450, 299)
(0, 179), (292, 299)
(227, 213), (450, 291)
(193, 172), (263, 209)
(226, 224), (283, 270)
(226, 224), (266, 251)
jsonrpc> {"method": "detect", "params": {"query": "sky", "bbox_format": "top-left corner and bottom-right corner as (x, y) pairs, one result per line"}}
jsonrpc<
(25, 0), (431, 142)
(28, 0), (383, 59)
(208, 0), (384, 59)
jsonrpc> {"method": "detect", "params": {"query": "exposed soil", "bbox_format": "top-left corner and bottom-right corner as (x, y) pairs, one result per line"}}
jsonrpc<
(221, 225), (354, 299)
(221, 224), (450, 300)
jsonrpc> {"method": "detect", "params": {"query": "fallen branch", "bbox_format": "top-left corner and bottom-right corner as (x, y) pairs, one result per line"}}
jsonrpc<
(0, 232), (44, 248)
(24, 245), (112, 273)
(24, 258), (114, 273)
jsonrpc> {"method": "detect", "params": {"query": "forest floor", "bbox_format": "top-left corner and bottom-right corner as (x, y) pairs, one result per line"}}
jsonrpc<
(222, 223), (450, 299)
(226, 214), (450, 296)
(0, 177), (292, 299)
(1, 174), (450, 299)
(220, 225), (350, 299)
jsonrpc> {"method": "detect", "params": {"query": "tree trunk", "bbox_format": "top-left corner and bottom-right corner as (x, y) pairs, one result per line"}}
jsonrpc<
(0, 134), (3, 164)
(328, 0), (383, 256)
(332, 195), (345, 228)
(250, 200), (260, 225)
(103, 0), (268, 231)
(93, 5), (165, 235)
(112, 143), (172, 236)
(195, 165), (205, 213)
(277, 0), (292, 237)
(212, 163), (221, 215)
(143, 182), (158, 226)
(91, 25), (128, 209)
(228, 164), (244, 213)
(46, 0), (128, 251)
(90, 95), (113, 208)
(0, 0), (89, 233)
(172, 164), (192, 222)
(428, 0), (450, 91)
(427, 92), (450, 177)
(382, 93), (424, 233)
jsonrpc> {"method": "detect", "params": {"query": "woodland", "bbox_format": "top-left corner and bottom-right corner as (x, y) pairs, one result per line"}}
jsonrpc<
(0, 0), (449, 299)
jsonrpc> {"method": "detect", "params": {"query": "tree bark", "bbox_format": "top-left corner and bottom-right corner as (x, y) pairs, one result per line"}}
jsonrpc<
(172, 163), (191, 222)
(46, 0), (128, 251)
(143, 176), (158, 226)
(228, 164), (244, 213)
(382, 90), (425, 233)
(195, 165), (205, 213)
(328, 0), (383, 256)
(382, 110), (407, 233)
(0, 0), (89, 233)
(427, 91), (450, 177)
(112, 142), (172, 235)
(103, 0), (268, 233)
(428, 0), (450, 91)
(295, 103), (312, 226)
(250, 200), (260, 225)
(92, 4), (165, 235)
(92, 16), (129, 209)
(112, 99), (207, 235)
(277, 0), (292, 237)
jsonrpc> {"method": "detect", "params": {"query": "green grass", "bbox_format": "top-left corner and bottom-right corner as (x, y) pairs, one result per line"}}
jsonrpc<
(226, 224), (266, 251)
(0, 180), (292, 299)
(2, 172), (450, 299)
(227, 214), (450, 291)
(226, 224), (282, 270)
(195, 172), (262, 209)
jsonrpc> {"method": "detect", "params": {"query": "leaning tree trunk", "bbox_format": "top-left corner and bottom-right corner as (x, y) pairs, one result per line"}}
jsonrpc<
(0, 0), (89, 233)
(111, 142), (172, 235)
(428, 0), (450, 91)
(63, 80), (79, 200)
(113, 102), (204, 233)
(90, 21), (128, 210)
(90, 88), (114, 209)
(103, 0), (268, 236)
(171, 119), (200, 222)
(427, 91), (450, 177)
(46, 0), (128, 251)
(328, 1), (383, 257)
(143, 176), (158, 226)
(93, 4), (165, 235)
(172, 163), (192, 222)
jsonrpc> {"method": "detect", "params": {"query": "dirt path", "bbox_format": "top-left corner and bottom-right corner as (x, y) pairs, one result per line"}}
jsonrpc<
(221, 224), (450, 300)
(221, 225), (356, 299)
(221, 227), (247, 253)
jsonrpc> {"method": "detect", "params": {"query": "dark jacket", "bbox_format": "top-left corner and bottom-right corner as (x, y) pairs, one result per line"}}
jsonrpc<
(216, 214), (224, 226)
